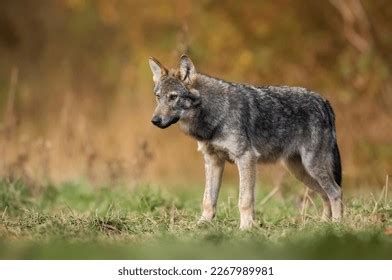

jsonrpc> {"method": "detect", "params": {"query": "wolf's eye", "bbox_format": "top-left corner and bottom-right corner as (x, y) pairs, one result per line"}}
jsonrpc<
(168, 92), (178, 101)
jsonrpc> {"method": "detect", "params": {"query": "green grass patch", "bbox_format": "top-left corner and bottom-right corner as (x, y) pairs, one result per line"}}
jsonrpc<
(0, 179), (391, 259)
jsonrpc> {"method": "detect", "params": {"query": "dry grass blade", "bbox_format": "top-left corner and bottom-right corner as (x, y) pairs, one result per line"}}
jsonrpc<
(306, 191), (317, 210)
(371, 189), (386, 214)
(301, 188), (309, 224)
(259, 185), (281, 207)
(385, 175), (389, 206)
(1, 206), (8, 219)
(101, 223), (120, 233)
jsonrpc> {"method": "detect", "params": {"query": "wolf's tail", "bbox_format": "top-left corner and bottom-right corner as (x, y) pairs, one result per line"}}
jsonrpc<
(332, 143), (342, 186)
(324, 100), (342, 187)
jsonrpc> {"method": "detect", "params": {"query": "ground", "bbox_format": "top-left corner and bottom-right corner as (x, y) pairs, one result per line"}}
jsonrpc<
(0, 179), (391, 259)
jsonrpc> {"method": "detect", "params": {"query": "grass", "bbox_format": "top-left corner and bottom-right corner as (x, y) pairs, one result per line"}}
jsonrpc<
(0, 179), (391, 259)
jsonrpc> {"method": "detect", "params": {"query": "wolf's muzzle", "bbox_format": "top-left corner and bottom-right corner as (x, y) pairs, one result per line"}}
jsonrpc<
(151, 115), (180, 129)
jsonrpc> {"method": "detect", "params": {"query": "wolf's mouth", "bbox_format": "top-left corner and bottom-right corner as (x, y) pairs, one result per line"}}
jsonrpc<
(152, 116), (180, 129)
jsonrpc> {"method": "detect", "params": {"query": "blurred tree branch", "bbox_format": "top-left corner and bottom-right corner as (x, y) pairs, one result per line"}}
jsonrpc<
(3, 67), (18, 138)
(329, 0), (371, 53)
(329, 0), (392, 71)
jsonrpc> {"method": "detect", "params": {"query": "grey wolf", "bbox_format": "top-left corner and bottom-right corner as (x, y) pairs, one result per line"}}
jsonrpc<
(148, 55), (342, 229)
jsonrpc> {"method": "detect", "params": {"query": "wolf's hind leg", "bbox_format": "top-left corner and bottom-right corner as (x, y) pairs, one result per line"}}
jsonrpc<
(301, 152), (343, 221)
(284, 155), (332, 220)
(198, 153), (225, 223)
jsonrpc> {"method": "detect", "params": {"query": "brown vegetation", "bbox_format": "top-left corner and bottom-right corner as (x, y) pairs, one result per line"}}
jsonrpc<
(0, 0), (391, 187)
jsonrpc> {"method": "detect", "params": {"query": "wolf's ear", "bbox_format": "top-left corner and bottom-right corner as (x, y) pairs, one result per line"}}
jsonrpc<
(148, 57), (168, 83)
(179, 55), (196, 84)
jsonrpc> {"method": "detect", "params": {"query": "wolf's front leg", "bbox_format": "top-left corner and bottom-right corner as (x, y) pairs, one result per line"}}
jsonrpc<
(198, 153), (225, 223)
(237, 152), (257, 230)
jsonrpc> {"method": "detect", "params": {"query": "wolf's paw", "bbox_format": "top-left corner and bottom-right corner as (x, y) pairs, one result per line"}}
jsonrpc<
(239, 218), (255, 230)
(323, 211), (342, 222)
(331, 215), (342, 222)
(197, 216), (213, 226)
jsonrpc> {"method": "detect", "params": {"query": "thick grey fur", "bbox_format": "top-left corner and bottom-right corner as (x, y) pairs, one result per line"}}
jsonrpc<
(148, 55), (342, 229)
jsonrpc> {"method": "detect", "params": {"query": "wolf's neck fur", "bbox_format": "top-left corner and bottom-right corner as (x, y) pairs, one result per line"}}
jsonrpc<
(196, 73), (234, 90)
(179, 73), (229, 141)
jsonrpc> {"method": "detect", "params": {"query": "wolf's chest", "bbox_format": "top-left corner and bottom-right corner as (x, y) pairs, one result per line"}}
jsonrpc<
(197, 135), (241, 162)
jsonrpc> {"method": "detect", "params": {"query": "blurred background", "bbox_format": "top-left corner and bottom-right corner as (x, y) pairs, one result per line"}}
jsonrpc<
(0, 0), (391, 189)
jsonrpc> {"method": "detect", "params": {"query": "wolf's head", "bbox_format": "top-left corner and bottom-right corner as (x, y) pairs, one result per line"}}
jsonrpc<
(148, 55), (200, 129)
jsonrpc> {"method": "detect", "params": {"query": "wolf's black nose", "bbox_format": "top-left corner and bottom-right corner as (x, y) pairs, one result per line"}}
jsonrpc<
(151, 116), (161, 126)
